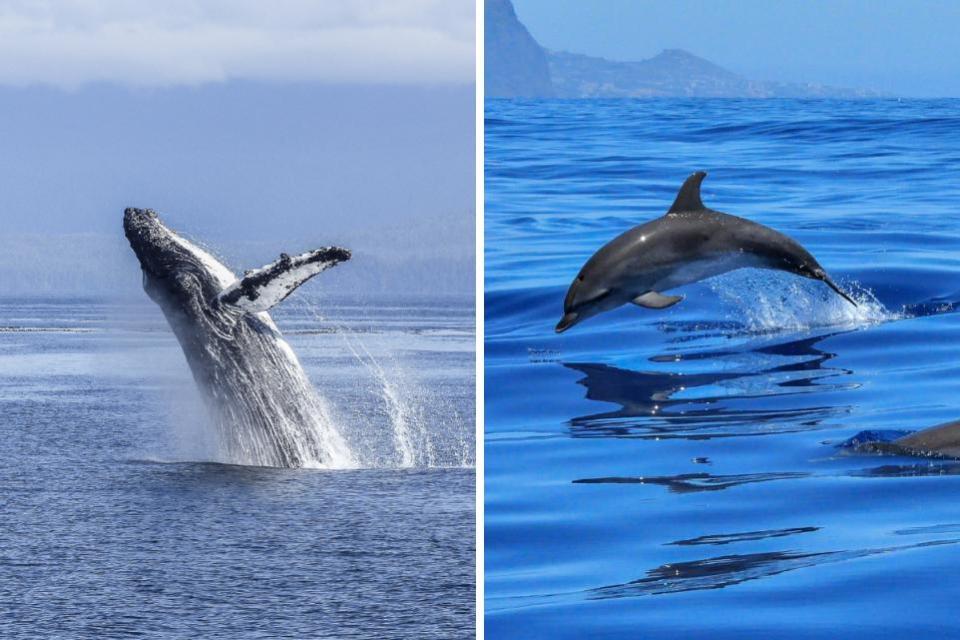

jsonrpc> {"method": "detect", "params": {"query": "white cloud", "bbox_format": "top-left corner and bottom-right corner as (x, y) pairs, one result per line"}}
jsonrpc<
(0, 0), (475, 87)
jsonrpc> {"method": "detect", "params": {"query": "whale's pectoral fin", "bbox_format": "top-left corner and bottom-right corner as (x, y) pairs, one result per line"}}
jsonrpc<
(218, 246), (351, 313)
(632, 291), (684, 309)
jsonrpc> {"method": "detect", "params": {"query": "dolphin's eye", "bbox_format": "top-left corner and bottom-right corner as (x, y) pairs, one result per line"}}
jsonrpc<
(577, 275), (584, 281)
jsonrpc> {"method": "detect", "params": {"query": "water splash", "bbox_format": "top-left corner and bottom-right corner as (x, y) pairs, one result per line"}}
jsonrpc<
(710, 270), (898, 334)
(296, 298), (460, 469)
(135, 304), (359, 470)
(204, 339), (359, 470)
(336, 331), (435, 468)
(142, 295), (470, 470)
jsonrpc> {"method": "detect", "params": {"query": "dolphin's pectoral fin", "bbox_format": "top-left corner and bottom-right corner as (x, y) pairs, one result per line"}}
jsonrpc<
(218, 246), (351, 313)
(632, 291), (684, 309)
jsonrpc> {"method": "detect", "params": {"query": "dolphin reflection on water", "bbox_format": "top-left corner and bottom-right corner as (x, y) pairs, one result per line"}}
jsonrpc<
(563, 326), (960, 460)
(563, 331), (854, 440)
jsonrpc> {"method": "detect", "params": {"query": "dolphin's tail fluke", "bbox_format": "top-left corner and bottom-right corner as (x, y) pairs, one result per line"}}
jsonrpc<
(219, 247), (351, 313)
(821, 274), (858, 307)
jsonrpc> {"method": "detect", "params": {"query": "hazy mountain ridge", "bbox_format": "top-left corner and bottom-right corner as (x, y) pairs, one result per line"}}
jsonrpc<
(484, 0), (553, 97)
(549, 48), (879, 98)
(486, 0), (879, 98)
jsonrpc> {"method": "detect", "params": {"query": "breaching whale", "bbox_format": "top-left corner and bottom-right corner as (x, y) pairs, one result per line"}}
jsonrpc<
(124, 208), (353, 468)
(556, 171), (856, 333)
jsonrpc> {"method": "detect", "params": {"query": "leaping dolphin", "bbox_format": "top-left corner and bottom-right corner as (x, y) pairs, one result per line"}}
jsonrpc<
(556, 171), (856, 333)
(124, 208), (353, 468)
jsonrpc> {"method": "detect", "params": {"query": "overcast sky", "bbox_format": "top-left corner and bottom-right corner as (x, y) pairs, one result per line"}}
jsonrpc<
(513, 0), (960, 97)
(0, 0), (474, 86)
(0, 1), (475, 298)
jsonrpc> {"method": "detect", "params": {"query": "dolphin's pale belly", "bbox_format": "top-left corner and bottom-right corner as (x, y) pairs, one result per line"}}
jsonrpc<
(650, 251), (765, 292)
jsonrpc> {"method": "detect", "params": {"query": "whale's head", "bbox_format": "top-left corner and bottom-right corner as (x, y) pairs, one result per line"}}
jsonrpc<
(124, 208), (235, 313)
(125, 207), (352, 327)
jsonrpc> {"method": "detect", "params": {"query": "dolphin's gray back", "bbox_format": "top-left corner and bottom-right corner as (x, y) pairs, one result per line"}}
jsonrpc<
(585, 208), (816, 282)
(893, 420), (960, 458)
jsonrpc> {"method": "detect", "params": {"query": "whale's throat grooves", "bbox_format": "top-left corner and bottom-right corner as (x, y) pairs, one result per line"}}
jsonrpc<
(149, 274), (355, 469)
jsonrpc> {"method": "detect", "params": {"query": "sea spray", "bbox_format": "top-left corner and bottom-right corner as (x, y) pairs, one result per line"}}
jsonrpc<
(132, 306), (358, 469)
(164, 380), (221, 463)
(296, 298), (444, 468)
(336, 331), (435, 467)
(710, 270), (898, 334)
(206, 349), (358, 470)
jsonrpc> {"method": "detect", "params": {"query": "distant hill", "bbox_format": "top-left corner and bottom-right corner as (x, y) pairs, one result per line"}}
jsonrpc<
(484, 0), (553, 98)
(549, 48), (879, 98)
(486, 0), (879, 99)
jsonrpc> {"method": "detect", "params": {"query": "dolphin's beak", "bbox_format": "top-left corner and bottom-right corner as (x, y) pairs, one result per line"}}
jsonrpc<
(555, 312), (579, 333)
(821, 274), (858, 307)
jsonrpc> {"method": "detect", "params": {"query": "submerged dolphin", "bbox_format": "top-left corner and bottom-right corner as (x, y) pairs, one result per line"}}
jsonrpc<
(124, 208), (352, 468)
(846, 420), (960, 459)
(556, 171), (856, 333)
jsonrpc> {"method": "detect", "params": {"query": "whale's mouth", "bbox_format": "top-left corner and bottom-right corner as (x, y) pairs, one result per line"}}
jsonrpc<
(124, 207), (234, 286)
(555, 312), (579, 333)
(123, 207), (160, 240)
(123, 208), (169, 273)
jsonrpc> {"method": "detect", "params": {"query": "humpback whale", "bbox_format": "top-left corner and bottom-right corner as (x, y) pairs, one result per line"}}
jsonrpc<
(124, 208), (353, 468)
(556, 171), (856, 333)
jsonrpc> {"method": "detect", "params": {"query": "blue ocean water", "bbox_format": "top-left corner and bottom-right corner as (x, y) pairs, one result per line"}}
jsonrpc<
(0, 296), (474, 638)
(485, 99), (960, 638)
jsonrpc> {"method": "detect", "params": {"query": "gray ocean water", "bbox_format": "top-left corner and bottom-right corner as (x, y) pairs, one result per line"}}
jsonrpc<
(0, 295), (475, 638)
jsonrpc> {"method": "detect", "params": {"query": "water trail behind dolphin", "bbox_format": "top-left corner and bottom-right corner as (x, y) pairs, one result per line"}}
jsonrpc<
(709, 270), (899, 333)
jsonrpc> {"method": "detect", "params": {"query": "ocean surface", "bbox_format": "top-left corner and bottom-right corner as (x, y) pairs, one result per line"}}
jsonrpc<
(485, 99), (960, 638)
(0, 295), (474, 638)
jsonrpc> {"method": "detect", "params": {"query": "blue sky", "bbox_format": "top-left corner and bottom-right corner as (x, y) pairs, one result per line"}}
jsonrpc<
(0, 1), (475, 298)
(513, 0), (960, 97)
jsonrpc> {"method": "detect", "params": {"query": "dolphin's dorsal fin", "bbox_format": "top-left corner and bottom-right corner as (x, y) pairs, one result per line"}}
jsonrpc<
(219, 246), (351, 313)
(667, 171), (707, 214)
